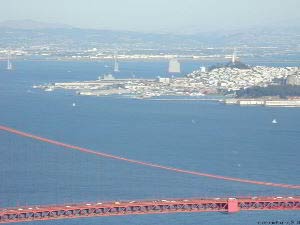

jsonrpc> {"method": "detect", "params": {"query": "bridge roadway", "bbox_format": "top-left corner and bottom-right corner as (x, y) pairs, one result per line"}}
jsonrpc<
(0, 196), (299, 224)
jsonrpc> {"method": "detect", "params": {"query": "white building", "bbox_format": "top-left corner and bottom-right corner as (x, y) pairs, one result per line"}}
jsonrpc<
(168, 59), (181, 73)
(158, 77), (170, 84)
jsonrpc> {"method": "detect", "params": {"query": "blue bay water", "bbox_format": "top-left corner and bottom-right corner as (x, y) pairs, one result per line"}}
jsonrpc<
(0, 60), (299, 225)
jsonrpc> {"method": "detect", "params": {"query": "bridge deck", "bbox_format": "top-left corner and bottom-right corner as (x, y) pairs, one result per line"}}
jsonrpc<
(1, 196), (299, 224)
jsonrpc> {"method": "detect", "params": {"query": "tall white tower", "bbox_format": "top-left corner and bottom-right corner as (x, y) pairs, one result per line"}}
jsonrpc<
(232, 48), (237, 64)
(113, 53), (119, 73)
(7, 51), (12, 70)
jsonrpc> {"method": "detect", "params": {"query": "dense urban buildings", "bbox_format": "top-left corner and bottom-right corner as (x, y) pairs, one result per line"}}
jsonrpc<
(35, 56), (300, 101)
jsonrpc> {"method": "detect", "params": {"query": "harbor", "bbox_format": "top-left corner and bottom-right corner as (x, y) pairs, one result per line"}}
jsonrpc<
(223, 98), (300, 107)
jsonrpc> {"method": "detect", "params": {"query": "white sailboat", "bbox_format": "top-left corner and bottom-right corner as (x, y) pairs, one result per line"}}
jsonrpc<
(272, 119), (277, 124)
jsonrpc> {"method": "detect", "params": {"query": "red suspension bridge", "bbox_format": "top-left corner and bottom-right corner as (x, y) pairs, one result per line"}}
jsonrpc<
(0, 125), (299, 223)
(1, 197), (300, 224)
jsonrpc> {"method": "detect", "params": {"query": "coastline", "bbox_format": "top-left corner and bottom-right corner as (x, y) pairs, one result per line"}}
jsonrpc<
(1, 57), (300, 64)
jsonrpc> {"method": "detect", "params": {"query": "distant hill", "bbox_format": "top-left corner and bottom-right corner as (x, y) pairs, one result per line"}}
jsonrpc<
(0, 20), (73, 30)
(208, 60), (250, 71)
(225, 61), (250, 69)
(0, 20), (299, 59)
(0, 21), (202, 49)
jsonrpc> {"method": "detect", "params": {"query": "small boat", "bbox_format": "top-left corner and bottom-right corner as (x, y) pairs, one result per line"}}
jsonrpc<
(272, 119), (277, 124)
(72, 103), (76, 107)
(44, 87), (54, 92)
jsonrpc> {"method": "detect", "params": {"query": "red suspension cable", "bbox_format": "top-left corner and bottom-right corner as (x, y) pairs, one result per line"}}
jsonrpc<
(1, 124), (299, 189)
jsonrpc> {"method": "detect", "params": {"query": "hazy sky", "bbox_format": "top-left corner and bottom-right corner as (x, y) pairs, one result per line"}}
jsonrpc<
(1, 0), (300, 32)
